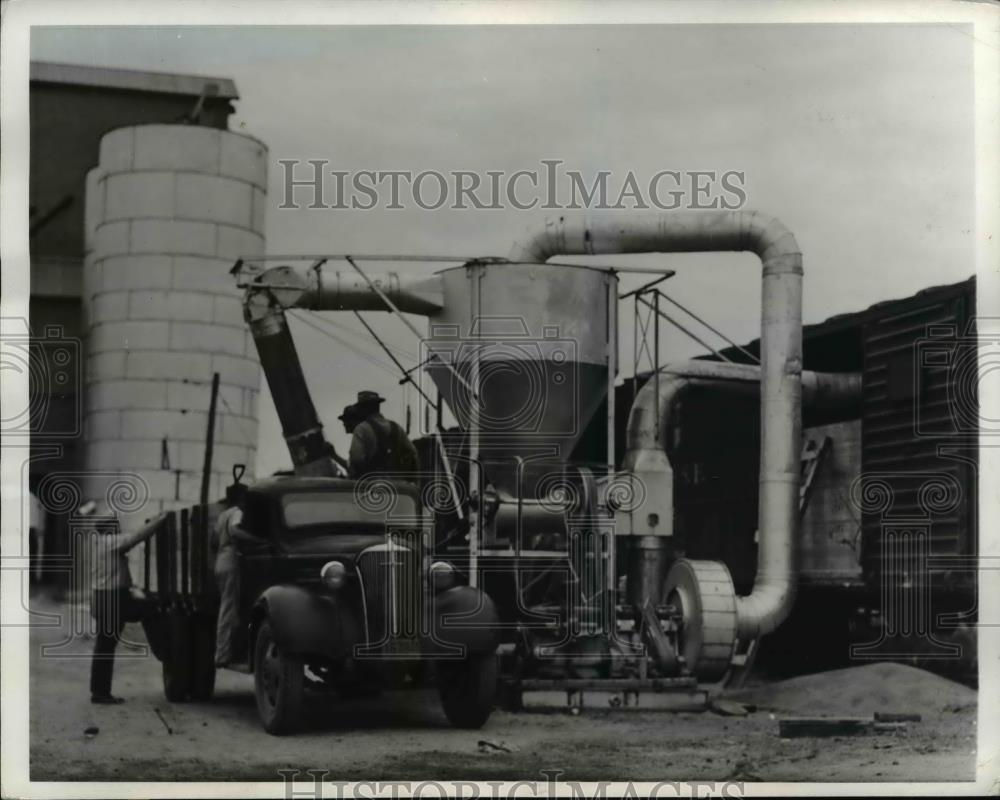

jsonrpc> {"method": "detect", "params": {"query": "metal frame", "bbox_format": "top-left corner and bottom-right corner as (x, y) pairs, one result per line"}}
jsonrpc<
(629, 279), (666, 441)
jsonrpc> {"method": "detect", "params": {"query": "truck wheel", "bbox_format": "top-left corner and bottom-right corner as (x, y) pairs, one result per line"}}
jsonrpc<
(162, 612), (193, 702)
(190, 615), (217, 701)
(439, 650), (498, 729)
(253, 619), (304, 735)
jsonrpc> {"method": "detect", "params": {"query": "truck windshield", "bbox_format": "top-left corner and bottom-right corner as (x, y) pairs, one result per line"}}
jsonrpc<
(281, 492), (418, 529)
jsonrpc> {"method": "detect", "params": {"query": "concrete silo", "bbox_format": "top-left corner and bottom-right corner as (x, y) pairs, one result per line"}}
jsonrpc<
(82, 124), (267, 530)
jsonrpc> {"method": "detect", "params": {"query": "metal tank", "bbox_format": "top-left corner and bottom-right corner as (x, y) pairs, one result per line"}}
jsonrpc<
(424, 261), (617, 501)
(83, 123), (266, 536)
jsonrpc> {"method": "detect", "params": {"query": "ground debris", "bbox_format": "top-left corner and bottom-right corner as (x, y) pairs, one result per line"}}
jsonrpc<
(153, 707), (174, 735)
(710, 698), (752, 717)
(727, 755), (763, 781)
(83, 726), (99, 738)
(477, 739), (515, 754)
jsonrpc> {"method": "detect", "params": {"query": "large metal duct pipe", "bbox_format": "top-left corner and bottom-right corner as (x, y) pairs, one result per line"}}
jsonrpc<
(624, 361), (861, 477)
(622, 360), (861, 631)
(243, 264), (443, 319)
(508, 211), (804, 639)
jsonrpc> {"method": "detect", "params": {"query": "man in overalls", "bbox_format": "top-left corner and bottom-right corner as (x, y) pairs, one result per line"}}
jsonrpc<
(212, 473), (250, 667)
(345, 391), (418, 479)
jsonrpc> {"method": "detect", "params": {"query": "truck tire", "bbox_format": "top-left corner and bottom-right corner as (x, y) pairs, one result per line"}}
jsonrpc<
(439, 650), (498, 729)
(189, 615), (217, 701)
(162, 612), (193, 702)
(253, 619), (304, 735)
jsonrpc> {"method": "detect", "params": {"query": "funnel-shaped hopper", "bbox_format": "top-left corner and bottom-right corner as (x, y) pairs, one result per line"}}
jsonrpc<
(425, 262), (615, 496)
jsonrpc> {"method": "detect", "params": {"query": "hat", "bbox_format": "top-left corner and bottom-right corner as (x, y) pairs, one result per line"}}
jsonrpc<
(338, 403), (359, 422)
(356, 390), (385, 406)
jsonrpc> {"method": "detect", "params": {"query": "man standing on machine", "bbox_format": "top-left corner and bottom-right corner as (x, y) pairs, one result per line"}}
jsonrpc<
(344, 390), (418, 479)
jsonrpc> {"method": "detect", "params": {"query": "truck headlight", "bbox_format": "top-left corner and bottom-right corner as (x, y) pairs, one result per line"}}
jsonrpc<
(320, 560), (347, 590)
(430, 561), (458, 594)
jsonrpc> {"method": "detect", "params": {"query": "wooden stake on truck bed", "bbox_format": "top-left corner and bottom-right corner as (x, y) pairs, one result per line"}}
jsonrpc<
(200, 372), (220, 508)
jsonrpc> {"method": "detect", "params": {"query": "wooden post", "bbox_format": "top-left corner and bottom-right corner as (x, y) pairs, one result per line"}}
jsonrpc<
(200, 372), (220, 508)
(180, 507), (190, 598)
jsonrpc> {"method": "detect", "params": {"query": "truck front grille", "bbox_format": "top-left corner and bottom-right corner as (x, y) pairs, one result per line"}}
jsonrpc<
(355, 533), (423, 655)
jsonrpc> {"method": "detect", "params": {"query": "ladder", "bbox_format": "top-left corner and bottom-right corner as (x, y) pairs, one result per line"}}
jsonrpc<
(800, 435), (832, 516)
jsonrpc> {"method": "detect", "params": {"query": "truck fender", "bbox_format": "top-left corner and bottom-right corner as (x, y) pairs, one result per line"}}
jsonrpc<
(423, 585), (501, 656)
(251, 585), (361, 660)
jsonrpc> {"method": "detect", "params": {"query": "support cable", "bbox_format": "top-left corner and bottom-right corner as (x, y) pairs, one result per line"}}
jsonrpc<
(658, 291), (760, 365)
(636, 294), (735, 364)
(343, 255), (480, 402)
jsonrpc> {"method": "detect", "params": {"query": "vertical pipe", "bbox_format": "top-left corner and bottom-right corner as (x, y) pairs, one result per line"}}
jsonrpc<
(633, 294), (640, 412)
(605, 275), (618, 634)
(467, 263), (482, 588)
(606, 272), (617, 472)
(653, 292), (661, 444)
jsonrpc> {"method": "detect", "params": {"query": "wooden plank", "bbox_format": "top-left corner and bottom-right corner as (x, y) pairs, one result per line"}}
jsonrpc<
(155, 513), (168, 598)
(190, 506), (199, 597)
(181, 507), (190, 598)
(778, 718), (872, 738)
(167, 512), (177, 602)
(143, 536), (151, 592)
(874, 711), (921, 723)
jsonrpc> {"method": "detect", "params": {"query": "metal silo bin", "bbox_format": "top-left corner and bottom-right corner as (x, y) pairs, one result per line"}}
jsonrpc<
(83, 124), (266, 538)
(425, 260), (617, 501)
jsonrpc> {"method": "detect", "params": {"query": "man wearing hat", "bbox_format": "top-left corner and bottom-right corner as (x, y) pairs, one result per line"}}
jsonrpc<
(341, 390), (418, 479)
(83, 501), (167, 704)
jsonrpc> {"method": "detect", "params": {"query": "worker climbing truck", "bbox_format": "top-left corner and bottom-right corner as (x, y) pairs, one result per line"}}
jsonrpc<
(138, 473), (501, 735)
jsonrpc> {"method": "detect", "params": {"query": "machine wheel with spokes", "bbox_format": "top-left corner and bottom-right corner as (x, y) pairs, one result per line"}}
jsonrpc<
(253, 619), (304, 735)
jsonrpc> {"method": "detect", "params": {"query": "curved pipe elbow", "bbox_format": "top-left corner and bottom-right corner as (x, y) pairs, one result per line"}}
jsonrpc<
(508, 211), (803, 278)
(736, 578), (796, 638)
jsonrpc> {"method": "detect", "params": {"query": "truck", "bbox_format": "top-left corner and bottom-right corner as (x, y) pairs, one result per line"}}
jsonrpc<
(139, 473), (501, 734)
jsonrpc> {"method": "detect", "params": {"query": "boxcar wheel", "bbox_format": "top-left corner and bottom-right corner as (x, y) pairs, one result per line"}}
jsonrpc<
(162, 612), (193, 702)
(253, 619), (304, 735)
(439, 650), (498, 729)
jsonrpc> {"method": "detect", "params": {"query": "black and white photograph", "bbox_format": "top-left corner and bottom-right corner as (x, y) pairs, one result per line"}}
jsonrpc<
(1, 1), (998, 797)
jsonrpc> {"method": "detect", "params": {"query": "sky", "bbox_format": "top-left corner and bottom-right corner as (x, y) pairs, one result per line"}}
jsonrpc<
(31, 24), (976, 476)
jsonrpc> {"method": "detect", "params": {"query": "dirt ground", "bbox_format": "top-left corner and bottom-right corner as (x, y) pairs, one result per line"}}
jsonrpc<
(27, 592), (979, 784)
